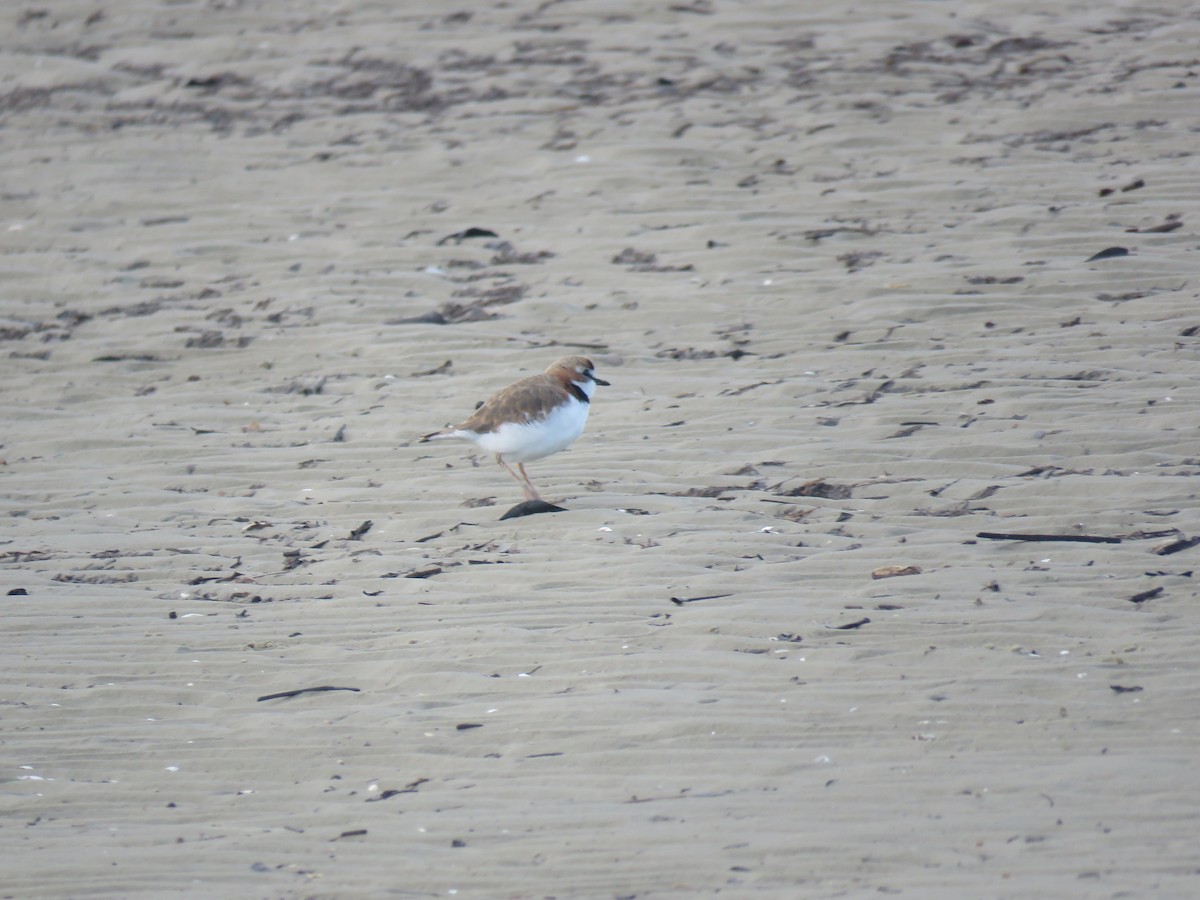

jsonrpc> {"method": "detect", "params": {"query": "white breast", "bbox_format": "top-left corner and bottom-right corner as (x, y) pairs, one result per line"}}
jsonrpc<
(471, 396), (590, 462)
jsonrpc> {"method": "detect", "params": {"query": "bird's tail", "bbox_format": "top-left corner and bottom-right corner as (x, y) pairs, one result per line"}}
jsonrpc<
(419, 428), (454, 443)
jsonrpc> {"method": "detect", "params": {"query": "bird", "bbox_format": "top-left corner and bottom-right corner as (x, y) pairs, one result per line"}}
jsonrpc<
(420, 355), (610, 502)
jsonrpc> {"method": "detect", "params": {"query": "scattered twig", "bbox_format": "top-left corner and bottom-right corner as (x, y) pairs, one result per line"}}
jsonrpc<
(412, 360), (452, 377)
(282, 549), (306, 571)
(365, 789), (403, 802)
(976, 532), (1121, 544)
(1155, 536), (1200, 556)
(670, 593), (733, 605)
(1099, 178), (1144, 196)
(872, 565), (921, 580)
(1126, 218), (1181, 234)
(1126, 586), (1163, 605)
(827, 617), (870, 630)
(436, 226), (498, 245)
(257, 685), (361, 702)
(365, 778), (428, 802)
(188, 571), (249, 585)
(1126, 528), (1184, 541)
(405, 567), (443, 579)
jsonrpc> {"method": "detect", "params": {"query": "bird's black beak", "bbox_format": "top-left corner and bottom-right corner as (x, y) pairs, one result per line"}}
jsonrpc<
(592, 375), (610, 386)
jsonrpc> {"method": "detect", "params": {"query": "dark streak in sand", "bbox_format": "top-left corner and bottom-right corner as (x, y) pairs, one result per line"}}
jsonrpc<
(257, 685), (361, 702)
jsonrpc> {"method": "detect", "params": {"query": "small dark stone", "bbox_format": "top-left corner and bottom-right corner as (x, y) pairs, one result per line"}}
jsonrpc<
(437, 227), (499, 245)
(499, 499), (567, 519)
(1086, 246), (1130, 262)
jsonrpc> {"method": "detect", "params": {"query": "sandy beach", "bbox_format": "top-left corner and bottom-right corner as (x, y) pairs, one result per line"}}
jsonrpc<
(3, 1), (1200, 896)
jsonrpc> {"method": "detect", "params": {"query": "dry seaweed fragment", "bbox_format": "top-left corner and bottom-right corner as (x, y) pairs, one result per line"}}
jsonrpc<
(872, 565), (922, 579)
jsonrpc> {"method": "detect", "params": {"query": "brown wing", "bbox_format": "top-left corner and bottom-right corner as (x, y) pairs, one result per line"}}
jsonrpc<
(456, 374), (565, 434)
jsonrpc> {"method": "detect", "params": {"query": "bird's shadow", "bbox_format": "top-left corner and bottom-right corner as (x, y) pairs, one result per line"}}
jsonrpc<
(499, 499), (568, 520)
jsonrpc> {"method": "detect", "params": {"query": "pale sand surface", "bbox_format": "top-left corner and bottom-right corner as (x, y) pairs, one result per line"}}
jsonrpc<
(3, 1), (1200, 897)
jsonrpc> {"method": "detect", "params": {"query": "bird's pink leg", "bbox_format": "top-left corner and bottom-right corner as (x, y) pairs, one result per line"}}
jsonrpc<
(516, 463), (543, 501)
(497, 456), (539, 501)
